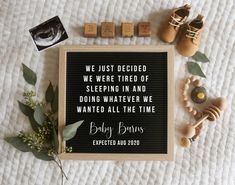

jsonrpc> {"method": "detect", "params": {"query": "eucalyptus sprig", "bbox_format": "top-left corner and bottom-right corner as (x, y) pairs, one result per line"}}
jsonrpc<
(4, 63), (83, 185)
(187, 51), (210, 78)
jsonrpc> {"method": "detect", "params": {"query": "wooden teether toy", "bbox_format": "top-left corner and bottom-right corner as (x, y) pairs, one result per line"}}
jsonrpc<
(182, 76), (207, 118)
(181, 97), (226, 147)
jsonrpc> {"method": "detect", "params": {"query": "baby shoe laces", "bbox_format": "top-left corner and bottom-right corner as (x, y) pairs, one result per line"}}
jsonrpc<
(169, 16), (184, 27)
(186, 29), (199, 39)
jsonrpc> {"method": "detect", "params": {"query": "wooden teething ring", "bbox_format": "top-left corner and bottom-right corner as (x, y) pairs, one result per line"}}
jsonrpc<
(182, 76), (205, 118)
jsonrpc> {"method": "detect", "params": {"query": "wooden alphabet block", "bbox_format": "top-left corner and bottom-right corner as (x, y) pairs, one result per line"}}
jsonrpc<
(121, 22), (134, 37)
(138, 22), (151, 37)
(101, 22), (115, 38)
(84, 23), (97, 37)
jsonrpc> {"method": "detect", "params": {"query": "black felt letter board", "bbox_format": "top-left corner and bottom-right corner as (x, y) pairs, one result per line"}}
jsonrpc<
(59, 46), (174, 160)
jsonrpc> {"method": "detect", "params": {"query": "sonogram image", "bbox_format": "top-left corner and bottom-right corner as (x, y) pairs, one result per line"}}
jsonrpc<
(29, 16), (68, 51)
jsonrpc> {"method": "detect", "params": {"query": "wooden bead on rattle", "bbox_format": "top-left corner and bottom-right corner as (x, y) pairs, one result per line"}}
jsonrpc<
(181, 97), (226, 147)
(180, 123), (203, 147)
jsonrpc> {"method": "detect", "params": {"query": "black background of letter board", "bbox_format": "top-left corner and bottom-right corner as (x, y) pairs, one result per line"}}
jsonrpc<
(66, 52), (168, 153)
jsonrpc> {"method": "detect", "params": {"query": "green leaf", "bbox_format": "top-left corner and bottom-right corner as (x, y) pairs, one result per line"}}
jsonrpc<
(45, 82), (54, 103)
(5, 136), (53, 161)
(52, 86), (58, 113)
(4, 136), (31, 152)
(28, 114), (41, 132)
(187, 62), (206, 78)
(191, 51), (210, 63)
(52, 127), (59, 153)
(22, 63), (37, 86)
(33, 105), (45, 125)
(63, 120), (84, 141)
(18, 101), (33, 117)
(32, 150), (54, 161)
(18, 101), (41, 131)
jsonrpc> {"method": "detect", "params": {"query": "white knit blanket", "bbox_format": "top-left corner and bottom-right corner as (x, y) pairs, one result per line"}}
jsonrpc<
(0, 0), (235, 184)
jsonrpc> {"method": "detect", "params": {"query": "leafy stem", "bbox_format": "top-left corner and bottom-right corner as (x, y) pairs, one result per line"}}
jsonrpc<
(53, 155), (68, 183)
(5, 63), (83, 185)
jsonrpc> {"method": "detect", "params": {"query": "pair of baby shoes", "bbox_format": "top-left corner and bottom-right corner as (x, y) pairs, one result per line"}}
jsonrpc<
(158, 4), (204, 57)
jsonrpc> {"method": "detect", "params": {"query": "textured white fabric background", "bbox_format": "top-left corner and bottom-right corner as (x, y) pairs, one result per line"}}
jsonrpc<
(0, 0), (235, 185)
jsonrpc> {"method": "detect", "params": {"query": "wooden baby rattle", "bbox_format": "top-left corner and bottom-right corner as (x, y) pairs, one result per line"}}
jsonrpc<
(180, 97), (226, 147)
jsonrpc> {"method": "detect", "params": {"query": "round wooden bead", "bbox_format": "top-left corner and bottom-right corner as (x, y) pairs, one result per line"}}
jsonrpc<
(188, 107), (193, 112)
(193, 79), (202, 87)
(180, 137), (191, 147)
(182, 124), (195, 138)
(184, 100), (190, 107)
(183, 90), (188, 96)
(184, 84), (189, 91)
(190, 76), (196, 82)
(192, 109), (197, 115)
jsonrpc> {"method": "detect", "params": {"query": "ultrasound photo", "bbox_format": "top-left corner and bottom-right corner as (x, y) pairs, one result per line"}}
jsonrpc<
(29, 16), (68, 51)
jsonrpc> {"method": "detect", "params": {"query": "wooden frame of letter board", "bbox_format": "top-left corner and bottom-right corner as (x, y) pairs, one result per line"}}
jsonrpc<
(58, 45), (174, 160)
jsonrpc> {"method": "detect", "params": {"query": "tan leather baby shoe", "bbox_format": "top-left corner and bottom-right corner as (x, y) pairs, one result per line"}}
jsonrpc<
(158, 4), (191, 43)
(176, 15), (204, 57)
